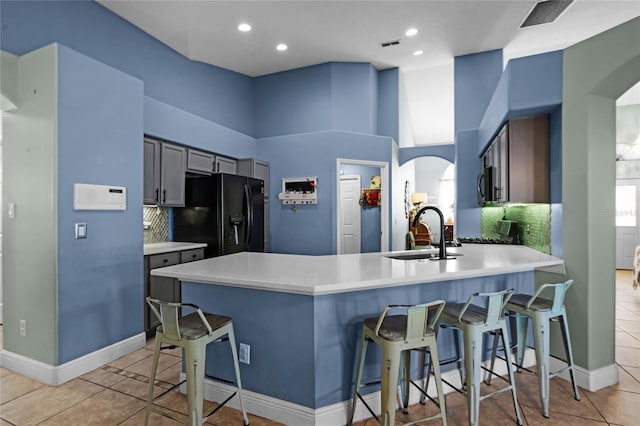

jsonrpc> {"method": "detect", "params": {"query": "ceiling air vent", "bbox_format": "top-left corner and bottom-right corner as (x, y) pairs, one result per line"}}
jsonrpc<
(520, 0), (573, 28)
(380, 39), (400, 48)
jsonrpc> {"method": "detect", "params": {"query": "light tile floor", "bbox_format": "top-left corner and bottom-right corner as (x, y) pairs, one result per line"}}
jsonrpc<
(1, 271), (639, 425)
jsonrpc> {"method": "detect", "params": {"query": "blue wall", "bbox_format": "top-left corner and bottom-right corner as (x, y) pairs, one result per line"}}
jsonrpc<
(258, 131), (392, 255)
(253, 62), (385, 138)
(377, 68), (399, 143)
(144, 97), (257, 158)
(182, 271), (534, 408)
(477, 51), (563, 154)
(340, 165), (382, 253)
(56, 46), (144, 363)
(454, 50), (503, 132)
(331, 63), (378, 134)
(454, 50), (503, 237)
(454, 49), (564, 250)
(0, 0), (254, 136)
(253, 64), (333, 138)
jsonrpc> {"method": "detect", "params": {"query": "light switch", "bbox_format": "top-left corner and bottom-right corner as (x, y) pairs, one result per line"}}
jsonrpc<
(75, 223), (87, 239)
(8, 203), (15, 218)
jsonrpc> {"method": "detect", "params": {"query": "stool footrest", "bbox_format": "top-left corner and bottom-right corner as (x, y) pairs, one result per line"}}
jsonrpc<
(440, 376), (465, 395)
(479, 384), (516, 402)
(150, 378), (187, 403)
(203, 390), (238, 422)
(410, 379), (441, 408)
(355, 391), (379, 422)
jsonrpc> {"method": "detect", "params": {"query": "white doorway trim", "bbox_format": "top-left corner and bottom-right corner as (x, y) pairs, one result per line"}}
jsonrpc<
(336, 158), (389, 254)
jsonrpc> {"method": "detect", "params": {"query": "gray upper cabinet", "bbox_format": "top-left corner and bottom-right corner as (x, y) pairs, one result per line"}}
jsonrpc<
(144, 137), (186, 206)
(160, 143), (186, 206)
(215, 155), (237, 174)
(186, 149), (214, 175)
(143, 138), (161, 204)
(237, 158), (270, 196)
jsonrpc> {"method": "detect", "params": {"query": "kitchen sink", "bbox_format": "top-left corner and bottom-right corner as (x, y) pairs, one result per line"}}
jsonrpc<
(383, 252), (463, 261)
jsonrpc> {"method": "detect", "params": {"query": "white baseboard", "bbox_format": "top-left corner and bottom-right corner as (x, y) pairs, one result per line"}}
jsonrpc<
(0, 332), (146, 386)
(549, 357), (618, 392)
(193, 349), (537, 426)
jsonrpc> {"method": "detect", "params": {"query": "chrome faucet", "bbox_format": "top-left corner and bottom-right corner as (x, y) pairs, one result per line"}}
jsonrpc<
(413, 205), (448, 260)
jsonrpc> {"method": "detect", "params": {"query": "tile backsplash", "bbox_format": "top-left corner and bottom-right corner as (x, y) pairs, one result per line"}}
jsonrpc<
(481, 204), (551, 254)
(143, 206), (169, 244)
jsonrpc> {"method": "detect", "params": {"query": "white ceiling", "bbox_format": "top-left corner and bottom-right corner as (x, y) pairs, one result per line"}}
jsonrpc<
(98, 0), (639, 144)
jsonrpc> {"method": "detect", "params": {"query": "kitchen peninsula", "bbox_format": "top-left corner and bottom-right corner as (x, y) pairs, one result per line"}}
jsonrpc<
(151, 245), (564, 424)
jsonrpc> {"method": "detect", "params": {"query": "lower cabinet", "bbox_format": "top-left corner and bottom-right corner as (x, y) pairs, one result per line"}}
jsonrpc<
(144, 248), (205, 333)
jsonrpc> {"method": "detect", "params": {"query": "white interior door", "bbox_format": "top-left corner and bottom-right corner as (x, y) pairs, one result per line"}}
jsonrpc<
(616, 181), (640, 269)
(339, 175), (361, 254)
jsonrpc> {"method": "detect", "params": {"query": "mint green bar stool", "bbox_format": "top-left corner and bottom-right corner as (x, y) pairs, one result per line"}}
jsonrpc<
(145, 297), (249, 426)
(438, 289), (523, 426)
(347, 301), (448, 426)
(487, 279), (580, 418)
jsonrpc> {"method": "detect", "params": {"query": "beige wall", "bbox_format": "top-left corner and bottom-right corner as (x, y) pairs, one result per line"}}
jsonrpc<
(3, 45), (59, 364)
(563, 17), (640, 372)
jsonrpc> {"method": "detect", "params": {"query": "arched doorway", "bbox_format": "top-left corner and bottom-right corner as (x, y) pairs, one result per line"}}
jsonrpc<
(399, 156), (455, 244)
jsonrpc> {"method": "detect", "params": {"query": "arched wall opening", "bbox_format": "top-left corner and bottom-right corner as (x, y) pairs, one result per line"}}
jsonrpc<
(561, 17), (640, 390)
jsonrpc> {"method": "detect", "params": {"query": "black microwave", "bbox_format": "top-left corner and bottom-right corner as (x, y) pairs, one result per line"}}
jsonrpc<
(477, 166), (494, 205)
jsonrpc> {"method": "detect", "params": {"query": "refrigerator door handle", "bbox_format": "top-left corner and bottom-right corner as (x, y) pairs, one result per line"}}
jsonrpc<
(244, 184), (253, 248)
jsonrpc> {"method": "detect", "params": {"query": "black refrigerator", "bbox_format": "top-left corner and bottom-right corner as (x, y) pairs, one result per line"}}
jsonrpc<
(174, 173), (265, 258)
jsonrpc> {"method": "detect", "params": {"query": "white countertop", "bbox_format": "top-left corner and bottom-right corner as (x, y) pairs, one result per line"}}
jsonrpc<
(150, 245), (565, 295)
(144, 242), (207, 256)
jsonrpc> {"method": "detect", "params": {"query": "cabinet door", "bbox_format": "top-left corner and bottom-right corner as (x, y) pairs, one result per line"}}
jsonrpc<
(143, 139), (160, 204)
(180, 248), (204, 263)
(143, 256), (151, 332)
(237, 159), (270, 195)
(160, 143), (186, 207)
(146, 252), (180, 333)
(264, 198), (269, 252)
(215, 156), (237, 174)
(495, 126), (509, 203)
(186, 149), (214, 175)
(254, 160), (270, 195)
(508, 115), (549, 203)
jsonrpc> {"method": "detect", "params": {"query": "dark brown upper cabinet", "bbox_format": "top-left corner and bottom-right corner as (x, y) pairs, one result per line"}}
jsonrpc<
(483, 115), (549, 204)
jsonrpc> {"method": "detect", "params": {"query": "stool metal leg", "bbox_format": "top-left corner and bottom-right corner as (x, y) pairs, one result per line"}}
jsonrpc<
(184, 340), (207, 426)
(227, 326), (250, 425)
(348, 333), (368, 426)
(559, 312), (580, 401)
(144, 336), (163, 426)
(463, 328), (483, 426)
(400, 350), (411, 414)
(380, 345), (401, 426)
(500, 323), (523, 426)
(485, 331), (501, 385)
(513, 313), (529, 372)
(428, 336), (448, 426)
(531, 311), (551, 418)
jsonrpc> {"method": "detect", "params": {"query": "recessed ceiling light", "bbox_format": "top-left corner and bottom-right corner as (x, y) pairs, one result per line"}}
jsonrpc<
(413, 50), (424, 56)
(238, 23), (252, 32)
(405, 28), (418, 37)
(276, 43), (288, 52)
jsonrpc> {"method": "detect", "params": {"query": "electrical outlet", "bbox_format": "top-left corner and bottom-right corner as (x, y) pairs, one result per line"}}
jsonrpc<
(239, 343), (250, 365)
(19, 319), (26, 337)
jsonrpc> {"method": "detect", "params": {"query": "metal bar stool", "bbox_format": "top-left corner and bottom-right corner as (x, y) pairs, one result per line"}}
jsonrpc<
(487, 279), (580, 418)
(435, 289), (523, 426)
(145, 297), (249, 426)
(347, 301), (448, 426)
